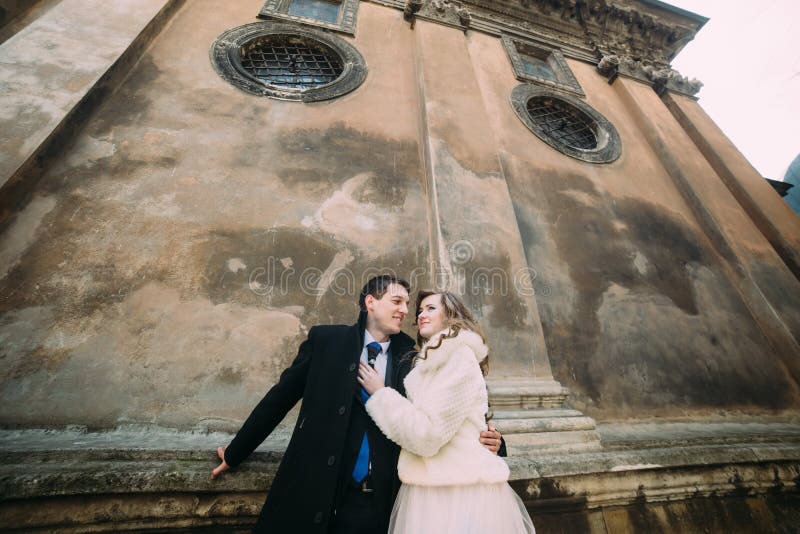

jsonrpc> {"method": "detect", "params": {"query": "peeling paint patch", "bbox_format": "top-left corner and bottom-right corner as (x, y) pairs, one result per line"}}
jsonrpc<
(63, 135), (117, 169)
(227, 258), (246, 273)
(632, 251), (649, 275)
(315, 249), (354, 302)
(302, 173), (406, 252)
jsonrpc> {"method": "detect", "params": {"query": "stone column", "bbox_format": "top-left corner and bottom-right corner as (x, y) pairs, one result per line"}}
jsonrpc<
(412, 18), (599, 452)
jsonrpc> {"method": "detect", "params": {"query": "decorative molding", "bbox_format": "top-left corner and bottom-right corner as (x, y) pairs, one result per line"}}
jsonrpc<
(210, 22), (367, 102)
(405, 0), (471, 31)
(258, 0), (359, 35)
(369, 0), (706, 96)
(595, 53), (702, 97)
(502, 35), (584, 97)
(510, 84), (622, 164)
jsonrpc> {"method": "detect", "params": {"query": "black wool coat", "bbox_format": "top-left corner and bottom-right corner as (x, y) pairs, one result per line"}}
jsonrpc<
(224, 314), (416, 533)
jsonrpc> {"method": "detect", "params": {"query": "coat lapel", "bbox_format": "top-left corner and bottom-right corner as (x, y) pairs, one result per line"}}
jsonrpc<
(347, 314), (366, 404)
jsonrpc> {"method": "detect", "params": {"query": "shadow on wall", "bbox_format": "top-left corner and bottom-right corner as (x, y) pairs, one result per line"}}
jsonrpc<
(509, 169), (800, 418)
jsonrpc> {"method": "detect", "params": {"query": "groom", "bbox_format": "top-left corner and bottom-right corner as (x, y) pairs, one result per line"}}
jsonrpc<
(211, 274), (504, 533)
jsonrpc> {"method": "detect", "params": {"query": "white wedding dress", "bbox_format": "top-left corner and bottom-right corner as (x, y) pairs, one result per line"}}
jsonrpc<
(366, 329), (535, 534)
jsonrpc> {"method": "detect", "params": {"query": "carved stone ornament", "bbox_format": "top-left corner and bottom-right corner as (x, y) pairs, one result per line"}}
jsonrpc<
(407, 0), (472, 30)
(596, 53), (620, 77)
(450, 0), (707, 95)
(210, 22), (367, 102)
(595, 53), (702, 96)
(374, 0), (706, 97)
(258, 0), (360, 35)
(511, 84), (621, 163)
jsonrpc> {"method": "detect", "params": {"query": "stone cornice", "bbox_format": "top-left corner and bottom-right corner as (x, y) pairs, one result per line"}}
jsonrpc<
(596, 52), (703, 97)
(460, 0), (706, 67)
(374, 0), (706, 95)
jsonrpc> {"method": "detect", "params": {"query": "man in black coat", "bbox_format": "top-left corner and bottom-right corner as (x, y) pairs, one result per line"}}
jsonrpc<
(211, 275), (503, 533)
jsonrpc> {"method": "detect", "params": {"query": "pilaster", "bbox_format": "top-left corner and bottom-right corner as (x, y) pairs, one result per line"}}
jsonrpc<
(413, 18), (599, 452)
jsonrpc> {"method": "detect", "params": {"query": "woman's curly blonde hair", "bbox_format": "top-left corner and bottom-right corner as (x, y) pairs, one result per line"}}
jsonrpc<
(413, 290), (489, 377)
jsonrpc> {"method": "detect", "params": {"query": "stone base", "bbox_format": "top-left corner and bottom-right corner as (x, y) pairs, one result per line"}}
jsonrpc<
(488, 378), (602, 453)
(2, 422), (800, 532)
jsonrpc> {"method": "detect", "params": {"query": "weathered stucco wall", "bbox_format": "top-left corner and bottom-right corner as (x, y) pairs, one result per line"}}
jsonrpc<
(0, 0), (429, 429)
(0, 0), (799, 433)
(412, 20), (552, 380)
(465, 31), (800, 419)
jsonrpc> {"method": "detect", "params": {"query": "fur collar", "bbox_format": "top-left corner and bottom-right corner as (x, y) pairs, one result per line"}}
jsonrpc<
(417, 328), (488, 370)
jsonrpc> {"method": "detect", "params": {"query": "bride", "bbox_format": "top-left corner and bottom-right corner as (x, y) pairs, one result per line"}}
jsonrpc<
(357, 290), (535, 533)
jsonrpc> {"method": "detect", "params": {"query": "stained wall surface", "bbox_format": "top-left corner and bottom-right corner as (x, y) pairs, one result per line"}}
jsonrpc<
(1, 0), (799, 430)
(0, 0), (429, 429)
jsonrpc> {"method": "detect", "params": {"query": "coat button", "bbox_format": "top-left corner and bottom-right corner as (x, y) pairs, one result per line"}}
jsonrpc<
(327, 455), (336, 466)
(349, 363), (356, 372)
(338, 405), (346, 415)
(314, 512), (323, 524)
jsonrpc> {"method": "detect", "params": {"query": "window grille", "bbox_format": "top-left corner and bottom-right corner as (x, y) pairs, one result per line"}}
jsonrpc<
(211, 22), (367, 102)
(510, 85), (621, 163)
(240, 36), (344, 89)
(526, 97), (598, 150)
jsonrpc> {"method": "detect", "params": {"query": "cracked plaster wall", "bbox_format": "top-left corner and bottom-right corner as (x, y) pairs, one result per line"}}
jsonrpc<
(0, 0), (428, 430)
(1, 0), (799, 431)
(466, 31), (800, 418)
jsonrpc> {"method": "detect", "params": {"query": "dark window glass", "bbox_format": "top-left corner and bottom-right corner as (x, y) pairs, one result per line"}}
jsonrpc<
(287, 0), (340, 24)
(527, 97), (598, 150)
(519, 54), (557, 82)
(240, 35), (344, 89)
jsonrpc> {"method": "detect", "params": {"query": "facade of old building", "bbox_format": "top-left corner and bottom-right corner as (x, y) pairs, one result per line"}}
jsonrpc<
(1, 0), (800, 532)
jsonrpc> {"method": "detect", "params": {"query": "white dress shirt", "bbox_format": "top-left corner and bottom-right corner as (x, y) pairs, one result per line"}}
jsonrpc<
(361, 331), (390, 380)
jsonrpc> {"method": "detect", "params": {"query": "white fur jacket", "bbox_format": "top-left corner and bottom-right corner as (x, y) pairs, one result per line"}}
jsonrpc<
(366, 329), (510, 486)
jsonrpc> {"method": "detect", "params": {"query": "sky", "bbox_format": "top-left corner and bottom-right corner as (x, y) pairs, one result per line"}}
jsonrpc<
(664, 0), (800, 181)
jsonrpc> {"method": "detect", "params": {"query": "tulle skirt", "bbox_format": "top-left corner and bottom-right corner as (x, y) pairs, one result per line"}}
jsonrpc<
(388, 482), (535, 534)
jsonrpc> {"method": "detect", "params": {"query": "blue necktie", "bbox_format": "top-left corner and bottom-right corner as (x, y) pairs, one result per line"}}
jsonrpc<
(352, 341), (382, 483)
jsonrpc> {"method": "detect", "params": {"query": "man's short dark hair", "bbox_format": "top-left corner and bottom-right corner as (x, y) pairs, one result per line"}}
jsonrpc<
(359, 275), (410, 311)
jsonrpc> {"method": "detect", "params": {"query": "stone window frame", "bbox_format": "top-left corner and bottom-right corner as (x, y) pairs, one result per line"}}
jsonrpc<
(502, 35), (584, 97)
(258, 0), (359, 35)
(210, 22), (367, 103)
(510, 85), (621, 164)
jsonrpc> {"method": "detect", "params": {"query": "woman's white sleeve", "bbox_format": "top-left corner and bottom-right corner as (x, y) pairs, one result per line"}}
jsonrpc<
(365, 347), (484, 457)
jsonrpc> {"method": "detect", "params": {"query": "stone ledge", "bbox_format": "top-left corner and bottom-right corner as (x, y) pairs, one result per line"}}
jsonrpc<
(1, 423), (799, 532)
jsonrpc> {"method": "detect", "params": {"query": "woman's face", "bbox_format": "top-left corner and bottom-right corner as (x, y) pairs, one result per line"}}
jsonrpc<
(417, 294), (447, 340)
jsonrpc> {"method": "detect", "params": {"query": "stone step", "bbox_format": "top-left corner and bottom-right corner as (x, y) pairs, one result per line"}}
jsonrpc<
(505, 429), (602, 453)
(492, 408), (586, 419)
(494, 415), (598, 434)
(487, 379), (571, 409)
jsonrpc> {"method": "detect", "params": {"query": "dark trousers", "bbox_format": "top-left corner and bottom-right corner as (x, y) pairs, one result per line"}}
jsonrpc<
(327, 485), (383, 534)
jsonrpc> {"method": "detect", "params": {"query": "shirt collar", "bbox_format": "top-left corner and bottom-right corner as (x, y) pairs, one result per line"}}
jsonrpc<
(364, 330), (390, 354)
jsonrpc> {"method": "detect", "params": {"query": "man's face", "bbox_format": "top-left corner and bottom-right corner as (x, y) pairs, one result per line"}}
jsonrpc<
(365, 283), (410, 338)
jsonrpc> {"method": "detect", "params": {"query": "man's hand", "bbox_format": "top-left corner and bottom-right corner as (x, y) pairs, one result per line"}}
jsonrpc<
(357, 362), (385, 395)
(210, 446), (230, 479)
(480, 423), (502, 454)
